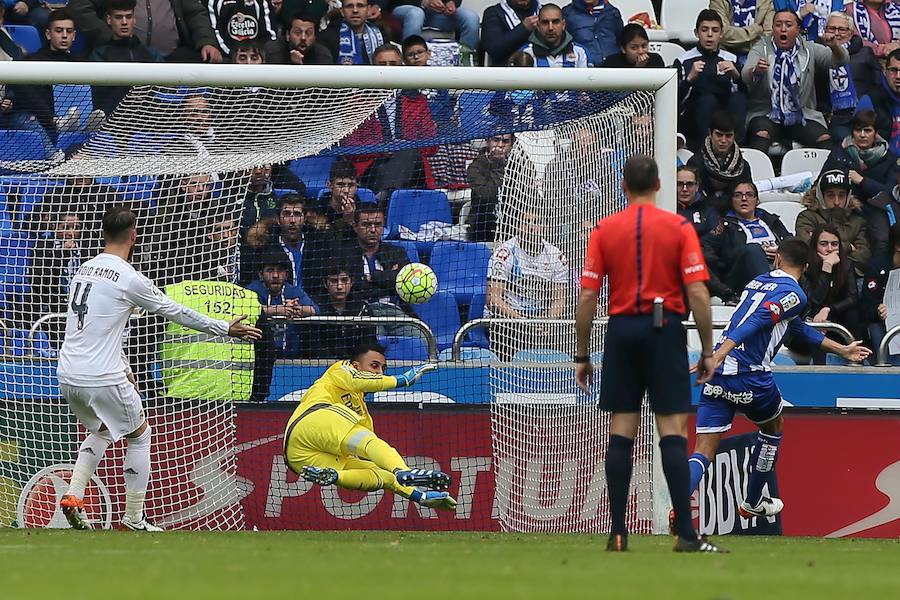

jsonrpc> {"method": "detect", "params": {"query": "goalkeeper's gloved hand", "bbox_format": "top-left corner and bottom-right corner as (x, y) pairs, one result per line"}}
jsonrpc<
(395, 362), (437, 387)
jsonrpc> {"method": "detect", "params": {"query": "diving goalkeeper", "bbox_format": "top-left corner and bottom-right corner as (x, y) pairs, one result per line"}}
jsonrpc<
(284, 340), (456, 510)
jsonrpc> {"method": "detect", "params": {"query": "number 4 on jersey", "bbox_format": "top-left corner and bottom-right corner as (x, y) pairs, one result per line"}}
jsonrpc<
(70, 282), (93, 330)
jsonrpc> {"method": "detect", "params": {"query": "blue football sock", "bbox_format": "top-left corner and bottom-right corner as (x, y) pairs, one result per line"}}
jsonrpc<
(688, 453), (710, 495)
(745, 432), (783, 507)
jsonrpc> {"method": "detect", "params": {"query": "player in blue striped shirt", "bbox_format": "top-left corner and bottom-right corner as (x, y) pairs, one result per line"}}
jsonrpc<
(688, 238), (871, 519)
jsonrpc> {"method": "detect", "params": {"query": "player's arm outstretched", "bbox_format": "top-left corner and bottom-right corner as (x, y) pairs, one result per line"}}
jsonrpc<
(788, 318), (872, 363)
(126, 275), (262, 342)
(335, 361), (437, 393)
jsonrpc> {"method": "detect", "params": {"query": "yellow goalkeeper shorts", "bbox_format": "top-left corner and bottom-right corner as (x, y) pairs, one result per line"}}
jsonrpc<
(283, 403), (361, 474)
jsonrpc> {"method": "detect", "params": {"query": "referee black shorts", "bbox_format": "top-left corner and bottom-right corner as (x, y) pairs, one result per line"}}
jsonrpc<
(599, 313), (691, 414)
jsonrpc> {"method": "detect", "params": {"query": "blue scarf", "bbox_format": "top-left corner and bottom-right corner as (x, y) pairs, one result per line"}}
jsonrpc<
(769, 43), (805, 126)
(732, 0), (758, 27)
(830, 42), (858, 111)
(854, 0), (900, 44)
(337, 21), (383, 65)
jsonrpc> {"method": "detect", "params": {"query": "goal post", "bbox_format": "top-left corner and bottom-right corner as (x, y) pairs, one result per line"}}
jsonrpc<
(0, 62), (678, 533)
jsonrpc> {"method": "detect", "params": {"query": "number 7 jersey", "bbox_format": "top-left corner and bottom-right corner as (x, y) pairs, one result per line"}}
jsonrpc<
(716, 269), (825, 375)
(58, 253), (230, 387)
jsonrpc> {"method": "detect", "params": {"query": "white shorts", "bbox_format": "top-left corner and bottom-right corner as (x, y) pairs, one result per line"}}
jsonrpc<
(60, 382), (144, 442)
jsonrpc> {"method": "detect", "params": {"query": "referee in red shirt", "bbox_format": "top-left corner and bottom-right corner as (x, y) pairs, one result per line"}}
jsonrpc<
(575, 155), (725, 553)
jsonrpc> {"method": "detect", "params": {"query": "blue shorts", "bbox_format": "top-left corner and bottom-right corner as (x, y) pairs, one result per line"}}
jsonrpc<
(696, 372), (784, 434)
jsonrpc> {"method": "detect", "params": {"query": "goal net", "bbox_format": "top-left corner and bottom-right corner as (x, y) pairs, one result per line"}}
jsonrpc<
(0, 63), (675, 532)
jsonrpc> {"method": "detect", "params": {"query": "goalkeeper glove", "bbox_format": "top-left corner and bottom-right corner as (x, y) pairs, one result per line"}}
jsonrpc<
(395, 362), (437, 387)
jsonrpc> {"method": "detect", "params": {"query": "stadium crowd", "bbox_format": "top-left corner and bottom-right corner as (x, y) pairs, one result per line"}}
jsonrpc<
(2, 0), (900, 380)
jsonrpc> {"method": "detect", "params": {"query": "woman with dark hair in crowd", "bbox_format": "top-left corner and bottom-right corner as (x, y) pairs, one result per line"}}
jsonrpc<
(703, 180), (791, 297)
(600, 23), (665, 68)
(800, 223), (863, 354)
(827, 109), (900, 202)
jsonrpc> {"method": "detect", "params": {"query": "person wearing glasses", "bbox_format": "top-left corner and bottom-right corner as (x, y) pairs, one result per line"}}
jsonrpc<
(703, 180), (791, 296)
(676, 165), (721, 240)
(815, 11), (881, 141)
(858, 47), (900, 156)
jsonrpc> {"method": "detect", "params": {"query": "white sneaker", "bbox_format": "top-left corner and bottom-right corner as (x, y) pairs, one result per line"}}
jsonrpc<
(121, 515), (163, 532)
(739, 496), (784, 519)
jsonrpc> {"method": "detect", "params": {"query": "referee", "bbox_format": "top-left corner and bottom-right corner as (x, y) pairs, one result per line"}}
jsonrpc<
(575, 155), (725, 553)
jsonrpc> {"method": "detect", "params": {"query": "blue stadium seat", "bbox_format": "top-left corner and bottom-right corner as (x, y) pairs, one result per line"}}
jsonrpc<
(462, 292), (489, 349)
(385, 189), (452, 239)
(0, 328), (52, 358)
(412, 290), (460, 352)
(378, 335), (429, 361)
(289, 156), (336, 191)
(53, 84), (93, 128)
(273, 188), (295, 198)
(456, 92), (496, 137)
(429, 241), (491, 304)
(57, 132), (89, 152)
(129, 132), (178, 155)
(512, 349), (571, 363)
(6, 25), (42, 54)
(389, 240), (420, 263)
(0, 130), (49, 161)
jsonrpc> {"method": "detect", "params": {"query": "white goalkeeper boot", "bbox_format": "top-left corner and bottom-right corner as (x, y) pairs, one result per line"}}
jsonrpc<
(121, 515), (163, 532)
(738, 496), (784, 519)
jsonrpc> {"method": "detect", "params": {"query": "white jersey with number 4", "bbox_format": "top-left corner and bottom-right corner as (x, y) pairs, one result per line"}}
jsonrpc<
(57, 253), (230, 387)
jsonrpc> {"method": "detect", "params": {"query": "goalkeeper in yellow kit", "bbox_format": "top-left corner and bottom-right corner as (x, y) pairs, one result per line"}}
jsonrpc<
(284, 340), (456, 510)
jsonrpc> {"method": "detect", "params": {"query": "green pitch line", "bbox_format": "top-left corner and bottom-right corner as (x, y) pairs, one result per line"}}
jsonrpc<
(1, 531), (898, 600)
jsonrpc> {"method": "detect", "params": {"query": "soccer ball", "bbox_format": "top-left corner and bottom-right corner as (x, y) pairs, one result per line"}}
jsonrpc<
(395, 263), (438, 304)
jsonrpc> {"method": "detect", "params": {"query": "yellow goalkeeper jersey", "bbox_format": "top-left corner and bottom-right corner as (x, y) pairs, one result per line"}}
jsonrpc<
(285, 360), (398, 433)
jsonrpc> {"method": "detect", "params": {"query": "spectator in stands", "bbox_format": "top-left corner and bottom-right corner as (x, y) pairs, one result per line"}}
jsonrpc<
(344, 44), (439, 191)
(303, 198), (328, 232)
(2, 0), (51, 29)
(796, 165), (871, 268)
(676, 10), (747, 148)
(677, 165), (721, 239)
(300, 263), (376, 359)
(319, 158), (362, 243)
(817, 10), (881, 141)
(521, 4), (591, 68)
(561, 0), (623, 67)
(231, 39), (265, 63)
(710, 0), (774, 60)
(860, 221), (900, 363)
(703, 180), (790, 295)
(32, 175), (126, 253)
(268, 193), (307, 285)
(687, 110), (752, 214)
(486, 207), (569, 356)
(743, 9), (848, 154)
(373, 1), (424, 45)
(828, 109), (899, 202)
(265, 11), (332, 64)
(401, 33), (430, 65)
(865, 168), (900, 256)
(240, 163), (278, 238)
(245, 251), (317, 401)
(206, 214), (241, 282)
(0, 5), (25, 61)
(600, 22), (663, 68)
(319, 0), (386, 65)
(861, 47), (900, 155)
(30, 212), (89, 344)
(7, 9), (84, 156)
(88, 0), (163, 117)
(278, 0), (328, 31)
(481, 0), (538, 66)
(801, 223), (863, 345)
(69, 0), (222, 62)
(207, 0), (276, 57)
(849, 0), (900, 58)
(467, 133), (513, 243)
(421, 0), (479, 51)
(339, 203), (410, 305)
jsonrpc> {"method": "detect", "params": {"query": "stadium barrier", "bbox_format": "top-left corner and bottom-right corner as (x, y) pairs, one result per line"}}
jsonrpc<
(877, 324), (900, 366)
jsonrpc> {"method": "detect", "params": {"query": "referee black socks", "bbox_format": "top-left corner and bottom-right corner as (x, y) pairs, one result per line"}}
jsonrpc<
(605, 434), (634, 537)
(659, 435), (698, 542)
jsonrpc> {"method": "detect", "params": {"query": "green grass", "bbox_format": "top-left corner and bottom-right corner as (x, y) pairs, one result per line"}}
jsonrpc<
(1, 531), (898, 600)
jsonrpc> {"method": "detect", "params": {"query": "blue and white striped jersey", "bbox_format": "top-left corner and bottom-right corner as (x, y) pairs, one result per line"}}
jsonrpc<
(716, 270), (825, 375)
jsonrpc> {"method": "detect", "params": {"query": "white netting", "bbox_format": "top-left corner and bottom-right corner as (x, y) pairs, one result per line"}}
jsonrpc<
(488, 92), (659, 533)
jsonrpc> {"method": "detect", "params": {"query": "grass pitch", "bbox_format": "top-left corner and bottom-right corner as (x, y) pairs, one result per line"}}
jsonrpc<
(1, 531), (898, 600)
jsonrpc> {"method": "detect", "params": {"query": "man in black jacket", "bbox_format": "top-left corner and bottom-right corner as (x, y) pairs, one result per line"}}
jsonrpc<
(338, 203), (410, 306)
(481, 0), (538, 66)
(265, 12), (332, 64)
(68, 0), (222, 61)
(88, 0), (163, 116)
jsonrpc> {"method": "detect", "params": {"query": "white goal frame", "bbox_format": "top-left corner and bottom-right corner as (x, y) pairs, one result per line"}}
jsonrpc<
(0, 62), (678, 534)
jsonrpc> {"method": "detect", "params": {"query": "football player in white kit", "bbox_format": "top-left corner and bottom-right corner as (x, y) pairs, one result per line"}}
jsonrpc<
(57, 206), (262, 531)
